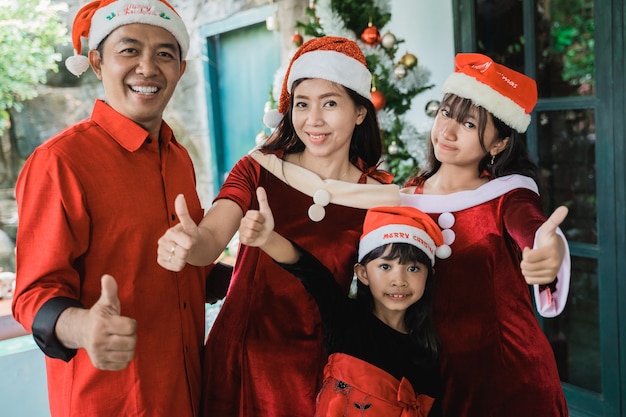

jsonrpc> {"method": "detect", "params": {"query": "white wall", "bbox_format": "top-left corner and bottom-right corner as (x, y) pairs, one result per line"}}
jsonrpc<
(387, 1), (455, 131)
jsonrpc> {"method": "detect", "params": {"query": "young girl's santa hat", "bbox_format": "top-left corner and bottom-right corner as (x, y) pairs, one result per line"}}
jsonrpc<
(263, 36), (372, 129)
(441, 53), (537, 133)
(358, 206), (451, 265)
(65, 0), (189, 77)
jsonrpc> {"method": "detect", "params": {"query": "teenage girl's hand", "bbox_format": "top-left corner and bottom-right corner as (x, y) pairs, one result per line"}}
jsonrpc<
(520, 206), (569, 285)
(157, 194), (200, 271)
(239, 187), (275, 247)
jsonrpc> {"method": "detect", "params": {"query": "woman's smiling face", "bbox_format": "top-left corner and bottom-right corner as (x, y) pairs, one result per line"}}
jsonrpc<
(291, 78), (366, 158)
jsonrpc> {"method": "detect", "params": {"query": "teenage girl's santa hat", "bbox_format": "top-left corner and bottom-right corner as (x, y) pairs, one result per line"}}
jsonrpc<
(441, 53), (537, 133)
(358, 206), (451, 265)
(263, 36), (373, 129)
(65, 0), (189, 77)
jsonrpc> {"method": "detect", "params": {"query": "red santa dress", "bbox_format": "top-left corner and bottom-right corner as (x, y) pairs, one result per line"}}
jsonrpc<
(202, 150), (400, 417)
(400, 174), (570, 417)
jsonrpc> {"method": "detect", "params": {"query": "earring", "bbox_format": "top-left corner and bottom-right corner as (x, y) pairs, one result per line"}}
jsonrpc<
(490, 154), (495, 165)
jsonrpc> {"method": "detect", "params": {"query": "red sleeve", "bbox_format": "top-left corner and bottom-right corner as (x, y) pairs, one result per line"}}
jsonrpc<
(501, 188), (547, 254)
(214, 155), (261, 214)
(12, 148), (90, 333)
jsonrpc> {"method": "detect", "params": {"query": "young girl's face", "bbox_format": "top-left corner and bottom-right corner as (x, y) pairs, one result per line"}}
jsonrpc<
(431, 101), (506, 168)
(355, 246), (429, 325)
(291, 78), (366, 159)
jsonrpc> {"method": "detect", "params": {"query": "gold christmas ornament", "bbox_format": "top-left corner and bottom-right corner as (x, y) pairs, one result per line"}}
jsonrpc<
(400, 52), (418, 69)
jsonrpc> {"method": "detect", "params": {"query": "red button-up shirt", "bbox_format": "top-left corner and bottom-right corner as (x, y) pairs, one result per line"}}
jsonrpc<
(13, 100), (207, 417)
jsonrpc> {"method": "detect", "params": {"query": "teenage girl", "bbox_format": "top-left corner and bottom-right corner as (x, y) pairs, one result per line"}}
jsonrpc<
(239, 187), (447, 417)
(400, 53), (570, 416)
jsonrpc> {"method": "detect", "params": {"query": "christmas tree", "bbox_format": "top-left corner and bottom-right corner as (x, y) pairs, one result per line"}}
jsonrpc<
(266, 0), (434, 184)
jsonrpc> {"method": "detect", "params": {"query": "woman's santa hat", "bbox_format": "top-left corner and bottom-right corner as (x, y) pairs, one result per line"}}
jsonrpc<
(263, 36), (372, 129)
(65, 0), (189, 77)
(358, 206), (451, 265)
(441, 53), (538, 133)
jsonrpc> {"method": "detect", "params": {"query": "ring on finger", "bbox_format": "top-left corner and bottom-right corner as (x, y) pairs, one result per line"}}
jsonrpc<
(170, 246), (176, 254)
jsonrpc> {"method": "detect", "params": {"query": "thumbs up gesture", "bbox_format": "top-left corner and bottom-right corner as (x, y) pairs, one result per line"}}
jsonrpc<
(239, 187), (275, 248)
(521, 206), (569, 285)
(83, 275), (137, 370)
(238, 187), (299, 264)
(157, 194), (200, 271)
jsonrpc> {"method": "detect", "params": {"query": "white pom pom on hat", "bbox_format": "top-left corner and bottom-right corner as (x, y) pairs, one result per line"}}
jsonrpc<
(357, 206), (451, 265)
(265, 36), (373, 129)
(65, 0), (189, 77)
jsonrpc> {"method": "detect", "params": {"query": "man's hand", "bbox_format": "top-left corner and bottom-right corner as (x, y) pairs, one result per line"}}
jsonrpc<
(521, 206), (568, 285)
(56, 275), (137, 370)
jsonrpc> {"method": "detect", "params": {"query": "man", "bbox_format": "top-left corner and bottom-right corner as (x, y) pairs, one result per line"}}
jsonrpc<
(12, 1), (208, 416)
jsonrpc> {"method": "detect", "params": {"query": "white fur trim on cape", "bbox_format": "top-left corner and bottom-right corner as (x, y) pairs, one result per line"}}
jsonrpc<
(249, 150), (399, 209)
(442, 72), (531, 133)
(89, 0), (189, 59)
(400, 174), (569, 317)
(288, 50), (372, 100)
(399, 174), (538, 213)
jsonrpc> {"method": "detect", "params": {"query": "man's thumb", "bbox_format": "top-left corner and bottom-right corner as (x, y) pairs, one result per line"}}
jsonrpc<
(98, 274), (121, 315)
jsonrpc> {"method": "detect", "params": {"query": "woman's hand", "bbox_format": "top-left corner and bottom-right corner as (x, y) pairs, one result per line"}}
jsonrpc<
(157, 194), (200, 271)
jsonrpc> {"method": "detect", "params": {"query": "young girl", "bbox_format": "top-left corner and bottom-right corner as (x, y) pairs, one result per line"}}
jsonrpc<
(239, 187), (447, 417)
(157, 37), (400, 417)
(400, 53), (570, 416)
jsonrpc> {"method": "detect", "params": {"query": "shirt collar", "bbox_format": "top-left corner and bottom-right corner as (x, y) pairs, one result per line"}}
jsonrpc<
(90, 100), (175, 151)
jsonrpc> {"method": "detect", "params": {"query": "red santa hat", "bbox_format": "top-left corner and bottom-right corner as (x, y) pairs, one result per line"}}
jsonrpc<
(441, 53), (537, 133)
(263, 36), (373, 129)
(358, 206), (451, 265)
(65, 0), (189, 77)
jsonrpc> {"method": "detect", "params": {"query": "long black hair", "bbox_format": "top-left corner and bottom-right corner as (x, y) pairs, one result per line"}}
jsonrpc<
(261, 79), (383, 168)
(356, 242), (438, 358)
(418, 93), (538, 181)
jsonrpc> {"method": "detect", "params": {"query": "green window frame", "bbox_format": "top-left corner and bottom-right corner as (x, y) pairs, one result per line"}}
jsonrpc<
(452, 0), (625, 415)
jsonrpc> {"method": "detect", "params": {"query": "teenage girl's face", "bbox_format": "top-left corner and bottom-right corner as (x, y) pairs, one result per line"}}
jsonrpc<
(291, 78), (367, 159)
(354, 247), (428, 325)
(431, 102), (506, 169)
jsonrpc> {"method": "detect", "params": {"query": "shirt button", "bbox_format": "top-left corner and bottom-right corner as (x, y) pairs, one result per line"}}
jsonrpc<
(146, 138), (152, 144)
(171, 213), (176, 221)
(183, 301), (187, 309)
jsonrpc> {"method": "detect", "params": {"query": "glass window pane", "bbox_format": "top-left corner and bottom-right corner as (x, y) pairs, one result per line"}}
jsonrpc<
(475, 0), (525, 73)
(535, 0), (595, 98)
(537, 109), (596, 244)
(543, 257), (600, 392)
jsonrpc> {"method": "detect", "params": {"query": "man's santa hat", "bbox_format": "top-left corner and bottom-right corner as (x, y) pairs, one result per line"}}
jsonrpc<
(441, 53), (537, 133)
(65, 0), (189, 77)
(358, 206), (451, 265)
(263, 36), (373, 129)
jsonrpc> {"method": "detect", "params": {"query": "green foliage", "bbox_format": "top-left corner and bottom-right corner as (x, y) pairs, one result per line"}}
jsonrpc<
(550, 1), (594, 86)
(330, 0), (391, 36)
(0, 0), (68, 133)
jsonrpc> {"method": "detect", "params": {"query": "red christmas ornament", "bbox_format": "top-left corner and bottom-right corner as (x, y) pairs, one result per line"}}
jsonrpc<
(361, 23), (381, 46)
(292, 31), (303, 47)
(370, 88), (386, 111)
